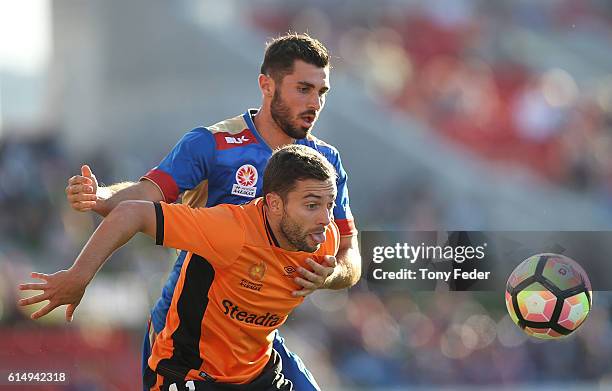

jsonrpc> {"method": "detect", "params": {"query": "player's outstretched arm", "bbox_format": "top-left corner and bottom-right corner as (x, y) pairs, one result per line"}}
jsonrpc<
(66, 165), (164, 217)
(18, 201), (157, 321)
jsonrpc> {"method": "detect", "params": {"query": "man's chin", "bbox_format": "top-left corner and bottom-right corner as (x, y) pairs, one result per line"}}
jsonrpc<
(304, 243), (321, 253)
(298, 242), (320, 253)
(293, 128), (310, 139)
(290, 121), (314, 139)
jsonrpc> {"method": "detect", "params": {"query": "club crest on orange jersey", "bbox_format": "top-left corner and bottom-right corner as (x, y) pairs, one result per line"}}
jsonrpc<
(249, 261), (267, 281)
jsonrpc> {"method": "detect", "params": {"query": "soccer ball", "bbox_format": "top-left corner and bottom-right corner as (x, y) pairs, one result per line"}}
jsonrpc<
(505, 253), (592, 339)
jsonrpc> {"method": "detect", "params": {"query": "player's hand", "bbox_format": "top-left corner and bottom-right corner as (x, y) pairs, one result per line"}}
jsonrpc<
(18, 270), (88, 322)
(292, 256), (336, 297)
(66, 165), (98, 212)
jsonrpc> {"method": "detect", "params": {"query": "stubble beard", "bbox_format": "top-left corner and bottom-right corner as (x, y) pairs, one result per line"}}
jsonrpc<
(270, 90), (311, 140)
(279, 210), (318, 253)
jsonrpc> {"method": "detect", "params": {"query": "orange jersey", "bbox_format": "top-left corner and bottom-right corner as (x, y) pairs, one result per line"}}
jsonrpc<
(149, 198), (339, 384)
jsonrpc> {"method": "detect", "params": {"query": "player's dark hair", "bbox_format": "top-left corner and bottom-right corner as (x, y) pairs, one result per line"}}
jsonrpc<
(263, 145), (336, 203)
(260, 33), (330, 82)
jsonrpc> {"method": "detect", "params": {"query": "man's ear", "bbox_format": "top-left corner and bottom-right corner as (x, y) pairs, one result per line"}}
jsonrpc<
(265, 192), (284, 216)
(258, 74), (275, 98)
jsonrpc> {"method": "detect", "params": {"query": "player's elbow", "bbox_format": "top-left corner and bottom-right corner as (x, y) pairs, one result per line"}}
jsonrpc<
(347, 258), (362, 287)
(330, 254), (361, 289)
(337, 236), (362, 288)
(329, 260), (361, 290)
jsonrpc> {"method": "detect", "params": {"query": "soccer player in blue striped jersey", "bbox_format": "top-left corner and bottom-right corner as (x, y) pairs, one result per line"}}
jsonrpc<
(65, 33), (361, 391)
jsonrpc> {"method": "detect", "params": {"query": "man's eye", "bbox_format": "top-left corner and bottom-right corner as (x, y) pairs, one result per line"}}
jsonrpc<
(298, 87), (309, 93)
(306, 203), (318, 209)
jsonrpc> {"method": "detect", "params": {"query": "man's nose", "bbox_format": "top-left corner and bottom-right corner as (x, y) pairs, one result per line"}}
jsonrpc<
(308, 93), (322, 111)
(319, 208), (332, 226)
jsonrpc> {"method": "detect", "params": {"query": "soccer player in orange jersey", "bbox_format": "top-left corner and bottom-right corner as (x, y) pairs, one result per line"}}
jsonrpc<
(20, 145), (340, 391)
(64, 34), (360, 391)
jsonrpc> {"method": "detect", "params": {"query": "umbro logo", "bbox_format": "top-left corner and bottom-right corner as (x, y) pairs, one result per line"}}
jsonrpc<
(283, 266), (297, 278)
(284, 266), (296, 274)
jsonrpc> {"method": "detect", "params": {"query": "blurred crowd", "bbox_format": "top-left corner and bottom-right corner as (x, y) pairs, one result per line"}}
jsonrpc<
(246, 0), (612, 388)
(250, 0), (612, 197)
(0, 134), (156, 389)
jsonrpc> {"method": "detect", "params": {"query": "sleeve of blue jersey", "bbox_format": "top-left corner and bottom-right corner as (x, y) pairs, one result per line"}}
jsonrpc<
(325, 146), (353, 222)
(155, 127), (216, 194)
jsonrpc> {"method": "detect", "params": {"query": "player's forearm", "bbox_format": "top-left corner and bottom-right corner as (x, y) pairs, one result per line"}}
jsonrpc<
(94, 181), (161, 217)
(70, 201), (154, 284)
(92, 181), (136, 216)
(322, 237), (362, 289)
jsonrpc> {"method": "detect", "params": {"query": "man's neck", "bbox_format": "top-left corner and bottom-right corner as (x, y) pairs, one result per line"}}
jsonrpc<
(253, 106), (295, 149)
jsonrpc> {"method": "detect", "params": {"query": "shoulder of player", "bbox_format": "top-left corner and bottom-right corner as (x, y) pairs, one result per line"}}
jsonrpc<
(180, 126), (214, 142)
(299, 134), (341, 159)
(214, 199), (272, 248)
(206, 202), (246, 217)
(181, 113), (248, 141)
(205, 114), (250, 135)
(208, 201), (260, 226)
(302, 133), (337, 150)
(175, 113), (256, 157)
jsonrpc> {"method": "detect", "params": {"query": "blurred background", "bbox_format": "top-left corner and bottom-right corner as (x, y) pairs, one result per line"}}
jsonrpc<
(1, 0), (612, 389)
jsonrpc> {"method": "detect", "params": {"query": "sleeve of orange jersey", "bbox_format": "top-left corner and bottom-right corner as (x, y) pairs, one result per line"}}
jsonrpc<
(153, 202), (245, 268)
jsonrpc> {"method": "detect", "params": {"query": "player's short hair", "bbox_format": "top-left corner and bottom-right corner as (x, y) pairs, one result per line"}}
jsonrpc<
(263, 145), (336, 203)
(260, 33), (330, 82)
